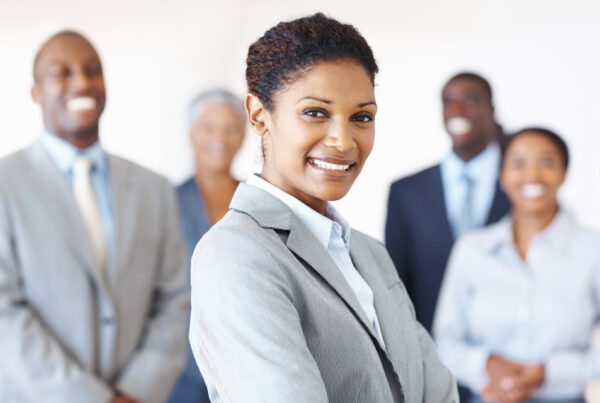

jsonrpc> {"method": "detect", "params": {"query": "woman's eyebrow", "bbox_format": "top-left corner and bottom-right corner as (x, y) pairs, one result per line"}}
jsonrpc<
(296, 96), (376, 108)
(358, 101), (377, 107)
(296, 96), (331, 104)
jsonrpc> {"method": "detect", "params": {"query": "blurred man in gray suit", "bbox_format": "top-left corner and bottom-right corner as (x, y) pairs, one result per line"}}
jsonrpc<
(0, 31), (189, 403)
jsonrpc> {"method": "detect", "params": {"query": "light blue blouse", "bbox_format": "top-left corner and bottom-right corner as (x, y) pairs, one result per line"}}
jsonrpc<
(433, 211), (600, 400)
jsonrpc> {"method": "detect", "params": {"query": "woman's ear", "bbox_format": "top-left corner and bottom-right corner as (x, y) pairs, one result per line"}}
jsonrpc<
(245, 93), (269, 136)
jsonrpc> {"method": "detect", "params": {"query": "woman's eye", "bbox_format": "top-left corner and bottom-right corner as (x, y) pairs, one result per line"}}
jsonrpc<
(539, 158), (555, 168)
(303, 109), (327, 118)
(509, 159), (525, 169)
(353, 114), (374, 123)
(86, 65), (103, 76)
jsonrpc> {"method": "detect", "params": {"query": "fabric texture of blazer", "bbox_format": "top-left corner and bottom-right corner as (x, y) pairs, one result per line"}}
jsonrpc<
(385, 164), (510, 333)
(189, 183), (458, 403)
(0, 140), (190, 403)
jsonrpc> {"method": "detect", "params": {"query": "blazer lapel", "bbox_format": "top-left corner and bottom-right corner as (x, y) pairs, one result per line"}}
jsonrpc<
(285, 216), (381, 342)
(108, 155), (136, 285)
(349, 237), (410, 393)
(230, 184), (380, 344)
(430, 165), (455, 246)
(486, 181), (510, 224)
(26, 141), (107, 289)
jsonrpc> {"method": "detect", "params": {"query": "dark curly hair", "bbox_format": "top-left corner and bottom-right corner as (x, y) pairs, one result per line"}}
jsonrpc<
(246, 13), (378, 110)
(502, 127), (570, 169)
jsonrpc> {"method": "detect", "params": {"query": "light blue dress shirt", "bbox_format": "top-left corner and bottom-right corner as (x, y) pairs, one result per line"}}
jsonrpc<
(247, 174), (385, 346)
(440, 142), (500, 237)
(433, 211), (600, 400)
(39, 132), (115, 268)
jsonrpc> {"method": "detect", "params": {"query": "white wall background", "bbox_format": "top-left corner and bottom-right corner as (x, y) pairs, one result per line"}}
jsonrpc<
(1, 0), (599, 240)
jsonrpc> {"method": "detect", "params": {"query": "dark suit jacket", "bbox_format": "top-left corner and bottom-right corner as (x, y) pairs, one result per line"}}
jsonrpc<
(385, 164), (509, 333)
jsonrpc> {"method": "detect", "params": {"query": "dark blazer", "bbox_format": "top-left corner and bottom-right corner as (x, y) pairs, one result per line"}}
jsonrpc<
(169, 177), (211, 403)
(385, 164), (509, 333)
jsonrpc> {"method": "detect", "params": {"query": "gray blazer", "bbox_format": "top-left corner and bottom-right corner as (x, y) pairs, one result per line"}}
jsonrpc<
(189, 183), (458, 403)
(0, 140), (190, 403)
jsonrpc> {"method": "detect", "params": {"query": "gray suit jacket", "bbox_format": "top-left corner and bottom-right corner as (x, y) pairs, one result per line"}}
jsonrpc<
(189, 183), (458, 403)
(0, 140), (190, 403)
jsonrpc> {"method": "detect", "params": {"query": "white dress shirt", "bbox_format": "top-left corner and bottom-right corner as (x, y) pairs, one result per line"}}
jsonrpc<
(433, 210), (600, 400)
(440, 142), (500, 238)
(247, 174), (385, 345)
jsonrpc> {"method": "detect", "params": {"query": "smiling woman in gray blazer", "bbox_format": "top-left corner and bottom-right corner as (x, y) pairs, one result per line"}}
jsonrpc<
(189, 13), (458, 403)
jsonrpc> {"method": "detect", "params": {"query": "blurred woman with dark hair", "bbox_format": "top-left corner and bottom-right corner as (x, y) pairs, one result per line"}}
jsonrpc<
(434, 128), (600, 403)
(188, 13), (457, 403)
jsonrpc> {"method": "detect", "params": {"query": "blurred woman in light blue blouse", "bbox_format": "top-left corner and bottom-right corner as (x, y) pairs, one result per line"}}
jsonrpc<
(434, 127), (600, 403)
(169, 89), (246, 403)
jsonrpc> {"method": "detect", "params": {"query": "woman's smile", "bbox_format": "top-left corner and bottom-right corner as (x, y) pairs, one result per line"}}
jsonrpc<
(307, 156), (355, 176)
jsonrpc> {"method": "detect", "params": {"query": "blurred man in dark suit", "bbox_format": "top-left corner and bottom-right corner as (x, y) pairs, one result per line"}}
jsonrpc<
(386, 72), (509, 331)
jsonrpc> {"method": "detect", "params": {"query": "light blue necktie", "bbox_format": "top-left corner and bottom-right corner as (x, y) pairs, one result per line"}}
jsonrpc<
(455, 172), (475, 239)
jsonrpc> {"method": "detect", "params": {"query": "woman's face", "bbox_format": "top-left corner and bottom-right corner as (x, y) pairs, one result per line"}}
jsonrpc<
(190, 103), (245, 173)
(250, 60), (376, 213)
(500, 132), (567, 216)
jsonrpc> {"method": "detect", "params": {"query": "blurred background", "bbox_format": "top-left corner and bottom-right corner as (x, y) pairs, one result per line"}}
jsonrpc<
(1, 0), (599, 240)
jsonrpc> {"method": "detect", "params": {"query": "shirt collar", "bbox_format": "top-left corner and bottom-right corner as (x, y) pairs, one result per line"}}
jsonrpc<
(532, 210), (574, 254)
(488, 210), (574, 255)
(246, 174), (351, 250)
(441, 141), (500, 184)
(39, 131), (107, 175)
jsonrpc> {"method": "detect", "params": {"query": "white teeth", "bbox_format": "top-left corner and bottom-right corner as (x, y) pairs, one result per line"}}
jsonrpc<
(446, 117), (472, 136)
(521, 183), (546, 199)
(311, 159), (350, 171)
(67, 97), (96, 112)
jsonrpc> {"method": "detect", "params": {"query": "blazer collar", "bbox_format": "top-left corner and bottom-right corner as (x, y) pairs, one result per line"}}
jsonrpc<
(230, 183), (385, 345)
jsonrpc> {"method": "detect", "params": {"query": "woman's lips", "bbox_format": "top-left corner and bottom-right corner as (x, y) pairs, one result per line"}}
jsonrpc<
(308, 157), (355, 175)
(521, 183), (547, 199)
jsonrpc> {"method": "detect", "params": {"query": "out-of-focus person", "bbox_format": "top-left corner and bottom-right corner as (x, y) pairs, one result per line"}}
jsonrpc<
(0, 31), (189, 403)
(188, 13), (458, 403)
(168, 89), (245, 403)
(385, 72), (510, 334)
(434, 127), (600, 403)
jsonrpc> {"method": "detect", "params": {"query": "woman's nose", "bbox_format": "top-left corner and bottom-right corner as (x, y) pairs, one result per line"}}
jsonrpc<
(523, 164), (541, 181)
(324, 122), (355, 152)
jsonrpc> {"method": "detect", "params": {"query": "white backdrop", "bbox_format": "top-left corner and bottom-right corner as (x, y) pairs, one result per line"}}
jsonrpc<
(1, 0), (599, 240)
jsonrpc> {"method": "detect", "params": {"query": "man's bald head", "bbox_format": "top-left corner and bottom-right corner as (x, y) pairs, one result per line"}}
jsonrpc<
(31, 30), (106, 148)
(33, 30), (98, 81)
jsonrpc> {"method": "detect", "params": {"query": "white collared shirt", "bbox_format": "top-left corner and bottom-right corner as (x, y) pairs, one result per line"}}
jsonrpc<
(433, 210), (600, 399)
(440, 142), (501, 238)
(247, 174), (385, 346)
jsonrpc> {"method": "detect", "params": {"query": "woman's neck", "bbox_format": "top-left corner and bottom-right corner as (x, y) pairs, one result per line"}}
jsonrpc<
(512, 204), (559, 260)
